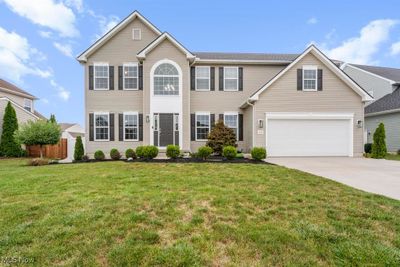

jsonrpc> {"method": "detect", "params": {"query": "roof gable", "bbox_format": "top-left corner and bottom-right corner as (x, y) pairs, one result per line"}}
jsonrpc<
(137, 32), (195, 60)
(77, 11), (161, 63)
(247, 45), (373, 103)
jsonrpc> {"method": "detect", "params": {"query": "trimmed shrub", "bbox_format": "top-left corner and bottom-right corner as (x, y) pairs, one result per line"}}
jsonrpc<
(136, 146), (145, 158)
(166, 145), (180, 159)
(197, 146), (212, 160)
(125, 148), (136, 159)
(251, 147), (267, 161)
(0, 102), (23, 157)
(206, 121), (237, 155)
(364, 143), (372, 154)
(74, 136), (84, 161)
(94, 150), (105, 160)
(397, 149), (400, 156)
(28, 158), (49, 166)
(223, 146), (237, 160)
(143, 146), (158, 160)
(371, 123), (387, 159)
(82, 155), (89, 162)
(110, 148), (121, 160)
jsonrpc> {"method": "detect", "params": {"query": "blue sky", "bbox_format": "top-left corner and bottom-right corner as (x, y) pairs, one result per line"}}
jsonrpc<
(0, 0), (399, 126)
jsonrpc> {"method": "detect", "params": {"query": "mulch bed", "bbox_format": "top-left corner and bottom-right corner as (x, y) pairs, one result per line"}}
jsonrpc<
(72, 157), (270, 164)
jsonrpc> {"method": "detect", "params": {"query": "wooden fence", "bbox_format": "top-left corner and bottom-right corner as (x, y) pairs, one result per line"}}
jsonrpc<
(26, 138), (67, 159)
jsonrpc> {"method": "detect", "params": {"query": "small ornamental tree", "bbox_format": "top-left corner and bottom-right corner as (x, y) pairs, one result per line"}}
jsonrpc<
(0, 102), (22, 157)
(15, 120), (61, 158)
(74, 136), (84, 161)
(371, 123), (387, 159)
(48, 114), (57, 124)
(206, 121), (237, 155)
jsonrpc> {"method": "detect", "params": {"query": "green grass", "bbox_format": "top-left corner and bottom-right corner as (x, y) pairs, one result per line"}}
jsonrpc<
(0, 159), (399, 266)
(385, 153), (400, 161)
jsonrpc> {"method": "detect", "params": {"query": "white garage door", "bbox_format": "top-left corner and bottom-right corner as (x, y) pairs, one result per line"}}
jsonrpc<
(266, 114), (353, 157)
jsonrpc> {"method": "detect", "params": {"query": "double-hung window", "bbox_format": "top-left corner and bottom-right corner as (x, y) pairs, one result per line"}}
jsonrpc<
(124, 112), (138, 141)
(24, 98), (32, 112)
(195, 66), (210, 91)
(224, 112), (238, 139)
(123, 63), (138, 90)
(303, 65), (317, 91)
(224, 67), (239, 91)
(94, 63), (109, 90)
(94, 112), (109, 141)
(195, 112), (210, 141)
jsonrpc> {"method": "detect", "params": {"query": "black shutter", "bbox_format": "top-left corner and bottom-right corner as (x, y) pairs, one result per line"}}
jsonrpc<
(219, 67), (224, 91)
(219, 114), (224, 123)
(191, 114), (195, 141)
(118, 66), (123, 90)
(210, 67), (215, 91)
(119, 113), (123, 141)
(297, 69), (302, 91)
(109, 113), (115, 141)
(190, 67), (195, 90)
(89, 66), (94, 90)
(89, 113), (94, 141)
(139, 113), (143, 141)
(139, 65), (143, 90)
(238, 67), (243, 91)
(210, 114), (215, 129)
(109, 66), (114, 90)
(238, 114), (243, 141)
(317, 69), (323, 91)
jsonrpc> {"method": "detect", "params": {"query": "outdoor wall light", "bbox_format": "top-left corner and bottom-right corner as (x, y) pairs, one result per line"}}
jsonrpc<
(258, 119), (264, 128)
(357, 120), (363, 128)
(146, 115), (150, 123)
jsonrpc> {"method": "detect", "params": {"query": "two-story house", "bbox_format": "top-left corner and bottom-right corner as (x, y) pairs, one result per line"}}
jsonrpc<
(77, 11), (372, 158)
(0, 79), (45, 139)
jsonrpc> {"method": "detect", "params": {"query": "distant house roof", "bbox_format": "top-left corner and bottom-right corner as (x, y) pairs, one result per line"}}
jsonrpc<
(350, 64), (400, 83)
(34, 110), (47, 120)
(0, 79), (37, 99)
(365, 86), (400, 115)
(59, 123), (76, 131)
(193, 52), (298, 62)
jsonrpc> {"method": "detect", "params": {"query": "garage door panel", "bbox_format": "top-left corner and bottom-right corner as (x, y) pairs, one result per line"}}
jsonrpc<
(267, 118), (351, 157)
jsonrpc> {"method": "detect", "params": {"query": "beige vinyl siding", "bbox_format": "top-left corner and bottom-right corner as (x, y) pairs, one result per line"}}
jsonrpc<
(0, 91), (33, 111)
(143, 39), (191, 150)
(85, 18), (158, 155)
(253, 53), (364, 156)
(190, 64), (284, 152)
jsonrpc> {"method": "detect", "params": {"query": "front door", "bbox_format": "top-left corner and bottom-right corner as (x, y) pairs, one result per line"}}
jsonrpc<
(153, 113), (179, 147)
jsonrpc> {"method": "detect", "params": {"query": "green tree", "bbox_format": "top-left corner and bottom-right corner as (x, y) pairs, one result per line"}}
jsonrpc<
(15, 120), (61, 158)
(0, 102), (22, 157)
(206, 121), (237, 155)
(48, 114), (57, 124)
(74, 136), (84, 161)
(371, 123), (387, 159)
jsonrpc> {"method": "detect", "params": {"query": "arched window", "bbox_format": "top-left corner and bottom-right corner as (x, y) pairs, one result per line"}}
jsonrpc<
(153, 63), (179, 95)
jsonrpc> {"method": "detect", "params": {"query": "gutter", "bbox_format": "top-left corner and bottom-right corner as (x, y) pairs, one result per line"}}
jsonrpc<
(365, 108), (400, 117)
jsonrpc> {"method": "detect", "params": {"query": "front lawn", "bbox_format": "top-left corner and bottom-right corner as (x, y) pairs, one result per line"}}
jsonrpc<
(385, 153), (400, 161)
(0, 159), (399, 266)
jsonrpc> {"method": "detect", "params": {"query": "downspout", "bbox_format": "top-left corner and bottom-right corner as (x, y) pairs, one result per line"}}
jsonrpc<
(246, 99), (255, 149)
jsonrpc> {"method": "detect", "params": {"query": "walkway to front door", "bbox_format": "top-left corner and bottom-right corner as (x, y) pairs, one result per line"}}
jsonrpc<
(153, 113), (179, 147)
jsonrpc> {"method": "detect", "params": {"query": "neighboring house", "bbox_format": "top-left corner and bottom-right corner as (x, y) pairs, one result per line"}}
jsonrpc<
(60, 123), (85, 162)
(76, 11), (372, 158)
(342, 64), (400, 152)
(0, 78), (46, 139)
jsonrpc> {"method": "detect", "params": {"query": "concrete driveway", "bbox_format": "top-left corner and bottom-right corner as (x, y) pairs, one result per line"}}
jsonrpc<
(266, 157), (400, 200)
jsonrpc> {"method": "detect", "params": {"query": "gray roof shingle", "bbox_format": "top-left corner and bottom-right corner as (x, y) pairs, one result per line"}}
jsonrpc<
(193, 52), (299, 62)
(365, 87), (400, 114)
(351, 64), (400, 83)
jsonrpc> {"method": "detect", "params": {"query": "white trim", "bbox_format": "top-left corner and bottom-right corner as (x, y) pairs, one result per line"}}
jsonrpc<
(123, 62), (139, 90)
(224, 111), (239, 140)
(137, 32), (195, 60)
(123, 111), (139, 141)
(132, 28), (142, 40)
(302, 65), (318, 91)
(223, 66), (239, 91)
(344, 64), (397, 85)
(93, 62), (109, 90)
(264, 112), (354, 157)
(195, 112), (211, 142)
(249, 45), (373, 102)
(0, 87), (36, 99)
(77, 11), (161, 62)
(94, 112), (110, 142)
(0, 97), (39, 120)
(195, 66), (211, 91)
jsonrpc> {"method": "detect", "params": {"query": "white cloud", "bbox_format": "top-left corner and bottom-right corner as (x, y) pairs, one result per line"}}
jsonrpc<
(320, 19), (398, 64)
(50, 79), (70, 101)
(307, 17), (318, 25)
(64, 0), (83, 13)
(0, 27), (51, 83)
(88, 10), (119, 40)
(53, 42), (73, 57)
(38, 30), (52, 38)
(3, 0), (79, 37)
(390, 41), (400, 56)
